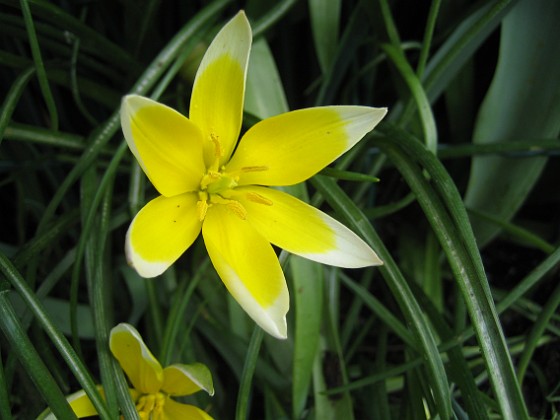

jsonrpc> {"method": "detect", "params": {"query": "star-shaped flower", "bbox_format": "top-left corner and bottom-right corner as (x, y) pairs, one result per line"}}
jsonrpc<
(42, 323), (214, 419)
(121, 11), (387, 338)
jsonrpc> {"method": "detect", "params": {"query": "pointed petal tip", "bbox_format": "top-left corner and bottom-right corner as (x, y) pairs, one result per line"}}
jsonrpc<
(125, 226), (168, 278)
(230, 10), (251, 35)
(261, 315), (288, 340)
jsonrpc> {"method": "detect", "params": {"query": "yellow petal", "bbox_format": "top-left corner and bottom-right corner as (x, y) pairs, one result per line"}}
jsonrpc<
(226, 106), (387, 186)
(189, 11), (252, 167)
(235, 186), (383, 267)
(164, 399), (214, 420)
(41, 387), (104, 419)
(202, 204), (289, 339)
(109, 323), (163, 394)
(162, 363), (214, 397)
(121, 95), (205, 197)
(126, 193), (202, 278)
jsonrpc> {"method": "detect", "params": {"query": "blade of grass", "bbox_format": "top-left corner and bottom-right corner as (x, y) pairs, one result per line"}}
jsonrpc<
(416, 0), (441, 77)
(308, 0), (340, 74)
(0, 252), (111, 418)
(422, 0), (517, 103)
(339, 274), (413, 346)
(516, 281), (560, 384)
(383, 43), (437, 152)
(409, 282), (490, 419)
(19, 0), (58, 130)
(374, 127), (529, 419)
(468, 208), (555, 254)
(0, 291), (75, 419)
(0, 347), (12, 420)
(160, 259), (209, 366)
(291, 255), (323, 418)
(0, 67), (35, 146)
(312, 176), (452, 419)
(236, 326), (264, 420)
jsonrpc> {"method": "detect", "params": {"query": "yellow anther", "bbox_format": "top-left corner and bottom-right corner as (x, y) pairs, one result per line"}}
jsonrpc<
(240, 165), (268, 173)
(246, 192), (273, 206)
(197, 199), (209, 221)
(227, 201), (247, 220)
(134, 393), (166, 419)
(210, 195), (247, 220)
(210, 133), (223, 159)
(200, 171), (221, 190)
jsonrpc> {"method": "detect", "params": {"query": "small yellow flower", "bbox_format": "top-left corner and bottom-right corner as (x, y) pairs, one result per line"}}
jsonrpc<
(121, 11), (387, 339)
(45, 323), (214, 419)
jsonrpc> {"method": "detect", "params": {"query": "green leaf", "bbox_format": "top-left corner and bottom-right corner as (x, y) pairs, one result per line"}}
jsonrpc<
(308, 0), (341, 73)
(245, 38), (288, 119)
(0, 292), (75, 419)
(464, 0), (560, 246)
(0, 251), (111, 419)
(291, 255), (323, 418)
(312, 175), (452, 419)
(375, 125), (529, 419)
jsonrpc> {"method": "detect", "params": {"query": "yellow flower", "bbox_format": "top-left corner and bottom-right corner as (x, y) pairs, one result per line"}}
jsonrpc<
(121, 11), (387, 339)
(50, 323), (214, 419)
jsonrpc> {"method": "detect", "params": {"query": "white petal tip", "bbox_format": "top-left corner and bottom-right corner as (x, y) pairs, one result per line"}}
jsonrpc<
(125, 226), (168, 278)
(260, 316), (288, 340)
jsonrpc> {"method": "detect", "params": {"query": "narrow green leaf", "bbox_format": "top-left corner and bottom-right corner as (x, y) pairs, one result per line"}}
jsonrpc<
(375, 128), (529, 419)
(0, 254), (111, 418)
(19, 0), (58, 130)
(312, 176), (452, 419)
(423, 0), (517, 103)
(0, 291), (76, 419)
(0, 67), (34, 146)
(340, 274), (414, 346)
(0, 347), (12, 420)
(236, 326), (264, 420)
(245, 38), (288, 119)
(416, 0), (441, 77)
(383, 43), (437, 152)
(410, 282), (490, 420)
(468, 208), (555, 254)
(308, 0), (341, 73)
(516, 281), (560, 384)
(319, 167), (379, 183)
(291, 255), (323, 418)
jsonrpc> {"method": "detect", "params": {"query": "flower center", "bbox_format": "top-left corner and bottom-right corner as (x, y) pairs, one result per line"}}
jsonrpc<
(196, 134), (269, 221)
(135, 392), (166, 420)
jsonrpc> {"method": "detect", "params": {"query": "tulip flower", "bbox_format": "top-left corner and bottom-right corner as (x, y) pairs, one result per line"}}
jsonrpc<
(121, 11), (387, 339)
(41, 323), (214, 419)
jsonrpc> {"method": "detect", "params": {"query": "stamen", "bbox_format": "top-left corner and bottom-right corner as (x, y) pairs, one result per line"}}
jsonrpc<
(210, 133), (223, 159)
(197, 199), (209, 221)
(200, 171), (221, 190)
(227, 201), (248, 220)
(153, 393), (165, 420)
(241, 165), (269, 173)
(246, 192), (273, 206)
(211, 195), (247, 220)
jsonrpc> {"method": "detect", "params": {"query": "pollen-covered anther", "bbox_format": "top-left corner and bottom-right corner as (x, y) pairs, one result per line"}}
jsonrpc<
(136, 393), (166, 420)
(200, 171), (221, 190)
(197, 198), (209, 221)
(240, 165), (268, 173)
(210, 195), (247, 219)
(210, 133), (223, 158)
(246, 192), (273, 206)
